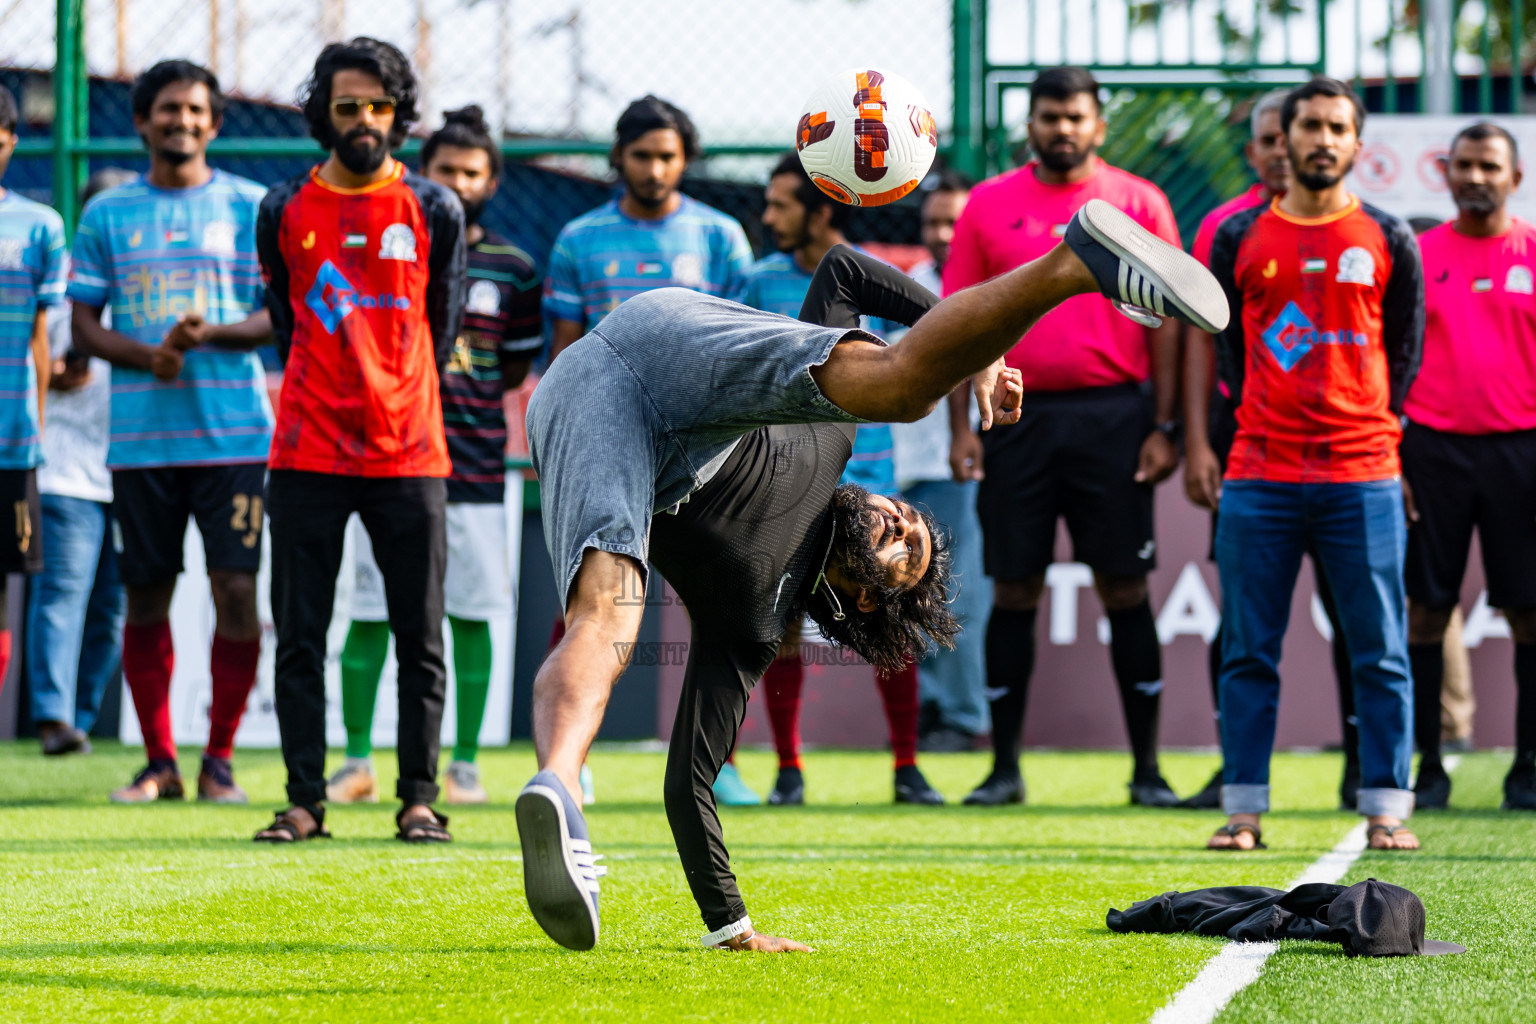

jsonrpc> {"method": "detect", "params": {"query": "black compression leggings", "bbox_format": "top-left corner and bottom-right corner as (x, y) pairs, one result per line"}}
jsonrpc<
(797, 244), (939, 331)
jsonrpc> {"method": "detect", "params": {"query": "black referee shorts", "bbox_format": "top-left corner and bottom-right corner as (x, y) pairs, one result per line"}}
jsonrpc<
(1402, 422), (1536, 610)
(977, 382), (1156, 582)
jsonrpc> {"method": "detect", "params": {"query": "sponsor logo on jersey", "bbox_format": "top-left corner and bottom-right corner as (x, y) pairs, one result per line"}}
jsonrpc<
(1261, 258), (1278, 278)
(1261, 300), (1367, 371)
(201, 221), (237, 254)
(0, 238), (23, 270)
(1335, 246), (1375, 285)
(1507, 265), (1534, 294)
(466, 279), (502, 315)
(671, 252), (704, 288)
(128, 231), (143, 248)
(378, 223), (417, 261)
(304, 260), (410, 333)
(301, 231), (317, 250)
(1302, 258), (1327, 274)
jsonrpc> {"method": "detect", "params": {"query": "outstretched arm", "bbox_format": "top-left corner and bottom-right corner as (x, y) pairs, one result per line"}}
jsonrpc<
(662, 631), (813, 953)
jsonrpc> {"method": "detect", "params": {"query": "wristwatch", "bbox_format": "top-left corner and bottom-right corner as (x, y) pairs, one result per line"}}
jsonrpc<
(1153, 419), (1183, 444)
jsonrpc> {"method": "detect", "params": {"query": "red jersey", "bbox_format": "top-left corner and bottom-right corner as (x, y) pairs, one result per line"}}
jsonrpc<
(1192, 184), (1268, 266)
(1209, 196), (1423, 483)
(942, 160), (1180, 392)
(256, 164), (466, 477)
(1407, 218), (1536, 434)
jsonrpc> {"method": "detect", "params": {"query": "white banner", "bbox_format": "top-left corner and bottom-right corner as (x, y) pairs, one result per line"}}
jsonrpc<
(1348, 114), (1536, 224)
(120, 475), (522, 751)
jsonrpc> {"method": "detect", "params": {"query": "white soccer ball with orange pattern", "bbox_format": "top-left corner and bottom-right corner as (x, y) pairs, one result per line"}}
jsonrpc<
(794, 68), (938, 207)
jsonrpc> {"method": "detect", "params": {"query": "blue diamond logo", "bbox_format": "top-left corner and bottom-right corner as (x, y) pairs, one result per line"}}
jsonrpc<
(1260, 301), (1316, 372)
(305, 260), (356, 334)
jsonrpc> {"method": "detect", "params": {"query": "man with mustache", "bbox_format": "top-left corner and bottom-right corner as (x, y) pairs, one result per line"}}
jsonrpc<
(1205, 76), (1423, 851)
(253, 38), (466, 843)
(544, 95), (752, 362)
(69, 60), (273, 805)
(943, 66), (1184, 809)
(326, 105), (542, 807)
(1402, 123), (1536, 812)
(733, 153), (944, 808)
(1181, 91), (1362, 813)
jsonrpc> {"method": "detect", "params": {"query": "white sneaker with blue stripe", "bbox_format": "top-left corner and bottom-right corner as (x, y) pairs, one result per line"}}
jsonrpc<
(516, 769), (607, 950)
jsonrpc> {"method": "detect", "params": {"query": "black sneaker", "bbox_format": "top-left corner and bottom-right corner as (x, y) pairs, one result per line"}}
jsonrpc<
(1339, 760), (1361, 812)
(767, 767), (804, 806)
(1503, 765), (1536, 811)
(1064, 199), (1230, 333)
(1413, 767), (1452, 810)
(917, 726), (976, 753)
(1129, 774), (1182, 808)
(1181, 769), (1223, 810)
(962, 771), (1024, 806)
(894, 765), (944, 805)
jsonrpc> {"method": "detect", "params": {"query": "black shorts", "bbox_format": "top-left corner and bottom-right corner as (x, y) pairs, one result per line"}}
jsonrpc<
(0, 469), (43, 575)
(112, 463), (267, 588)
(1402, 423), (1536, 610)
(977, 382), (1156, 581)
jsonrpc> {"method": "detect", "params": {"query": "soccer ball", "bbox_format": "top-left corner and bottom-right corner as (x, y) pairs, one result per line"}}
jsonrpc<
(795, 68), (938, 207)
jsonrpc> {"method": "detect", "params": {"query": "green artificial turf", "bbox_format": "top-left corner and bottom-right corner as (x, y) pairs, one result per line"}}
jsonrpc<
(0, 744), (1529, 1023)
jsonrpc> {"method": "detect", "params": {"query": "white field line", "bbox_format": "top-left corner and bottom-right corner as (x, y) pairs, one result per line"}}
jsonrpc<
(1148, 754), (1458, 1024)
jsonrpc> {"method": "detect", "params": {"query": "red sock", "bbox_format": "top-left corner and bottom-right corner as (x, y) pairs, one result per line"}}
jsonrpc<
(0, 630), (11, 695)
(206, 635), (260, 760)
(876, 662), (920, 769)
(762, 657), (805, 769)
(124, 622), (176, 763)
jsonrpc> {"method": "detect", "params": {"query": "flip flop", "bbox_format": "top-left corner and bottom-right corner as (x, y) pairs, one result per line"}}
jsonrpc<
(1208, 822), (1266, 850)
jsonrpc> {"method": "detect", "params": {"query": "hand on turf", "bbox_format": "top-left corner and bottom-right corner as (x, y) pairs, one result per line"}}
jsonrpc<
(1401, 476), (1420, 524)
(1135, 431), (1178, 485)
(1184, 441), (1223, 510)
(717, 931), (814, 953)
(150, 344), (185, 381)
(949, 429), (984, 483)
(972, 359), (1023, 431)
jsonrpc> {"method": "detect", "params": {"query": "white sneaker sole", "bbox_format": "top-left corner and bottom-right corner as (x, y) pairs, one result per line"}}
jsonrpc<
(1077, 198), (1230, 333)
(516, 784), (599, 951)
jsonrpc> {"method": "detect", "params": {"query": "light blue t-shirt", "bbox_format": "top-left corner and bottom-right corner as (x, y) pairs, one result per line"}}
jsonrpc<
(732, 249), (897, 497)
(544, 196), (752, 332)
(67, 171), (272, 469)
(0, 191), (68, 469)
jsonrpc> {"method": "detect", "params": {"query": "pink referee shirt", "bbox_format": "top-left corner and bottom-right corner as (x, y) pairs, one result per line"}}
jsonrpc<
(1407, 218), (1536, 434)
(1192, 183), (1268, 266)
(942, 159), (1180, 392)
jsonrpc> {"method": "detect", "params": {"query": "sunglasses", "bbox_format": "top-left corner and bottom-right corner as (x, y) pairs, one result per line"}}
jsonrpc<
(331, 96), (397, 119)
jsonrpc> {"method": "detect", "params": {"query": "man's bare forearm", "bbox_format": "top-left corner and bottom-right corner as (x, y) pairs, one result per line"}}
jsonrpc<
(947, 383), (971, 435)
(1150, 319), (1180, 424)
(1182, 327), (1214, 450)
(202, 310), (274, 350)
(70, 304), (155, 371)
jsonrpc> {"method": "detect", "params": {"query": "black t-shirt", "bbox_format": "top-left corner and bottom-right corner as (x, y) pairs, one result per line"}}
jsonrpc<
(649, 421), (854, 645)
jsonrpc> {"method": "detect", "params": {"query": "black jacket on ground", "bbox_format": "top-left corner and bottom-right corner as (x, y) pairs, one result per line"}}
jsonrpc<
(1107, 883), (1348, 943)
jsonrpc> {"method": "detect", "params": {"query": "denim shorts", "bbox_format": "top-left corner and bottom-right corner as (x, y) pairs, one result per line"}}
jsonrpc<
(526, 288), (868, 608)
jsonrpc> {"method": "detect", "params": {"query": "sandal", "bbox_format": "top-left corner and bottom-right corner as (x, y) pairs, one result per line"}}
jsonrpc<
(254, 807), (331, 843)
(1207, 822), (1266, 850)
(1367, 823), (1419, 851)
(396, 807), (452, 843)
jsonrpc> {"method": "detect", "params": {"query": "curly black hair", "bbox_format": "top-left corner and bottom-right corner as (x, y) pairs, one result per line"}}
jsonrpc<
(300, 37), (419, 150)
(422, 104), (502, 177)
(804, 485), (960, 672)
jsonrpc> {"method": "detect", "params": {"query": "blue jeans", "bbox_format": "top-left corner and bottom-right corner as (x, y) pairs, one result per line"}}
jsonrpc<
(1214, 479), (1413, 819)
(905, 479), (991, 735)
(25, 495), (126, 732)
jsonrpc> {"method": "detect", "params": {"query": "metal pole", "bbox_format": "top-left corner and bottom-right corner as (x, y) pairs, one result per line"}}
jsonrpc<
(950, 0), (982, 179)
(52, 0), (86, 235)
(1423, 0), (1455, 113)
(1515, 0), (1526, 114)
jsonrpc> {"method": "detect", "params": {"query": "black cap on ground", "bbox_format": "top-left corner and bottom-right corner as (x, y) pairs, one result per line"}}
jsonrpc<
(1325, 879), (1465, 956)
